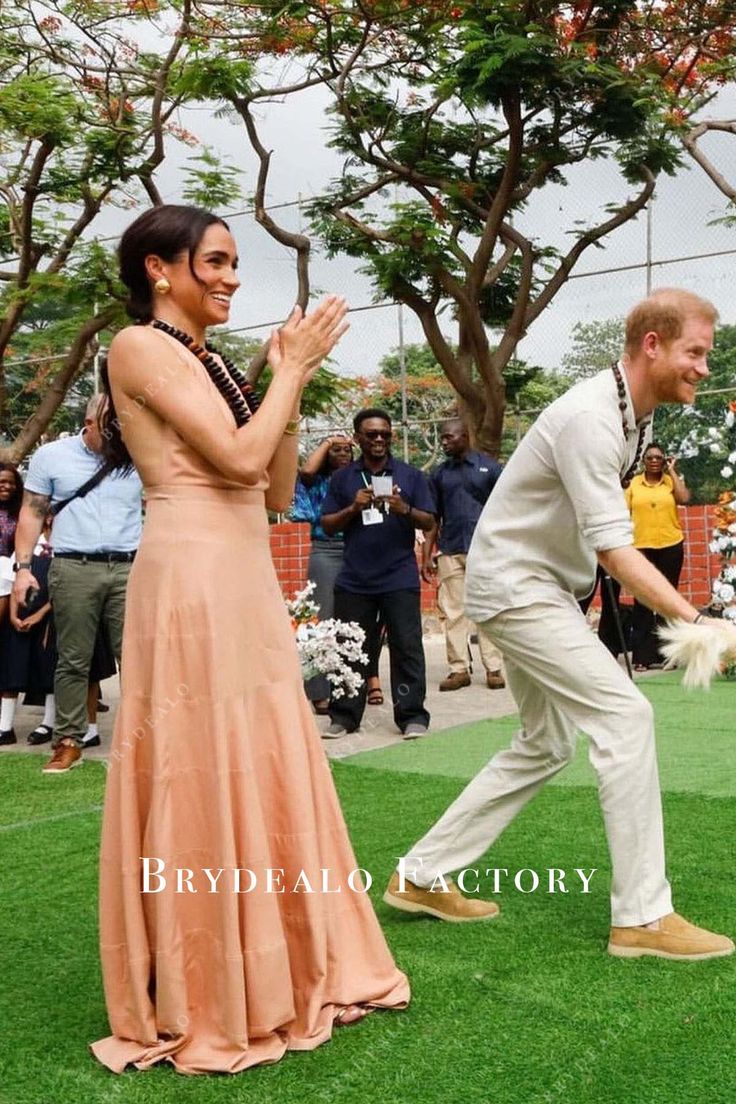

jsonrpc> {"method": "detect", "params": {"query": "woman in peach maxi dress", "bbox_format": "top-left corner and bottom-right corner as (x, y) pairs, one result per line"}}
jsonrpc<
(90, 205), (409, 1075)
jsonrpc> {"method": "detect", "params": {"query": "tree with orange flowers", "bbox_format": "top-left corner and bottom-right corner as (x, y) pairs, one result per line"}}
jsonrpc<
(4, 2), (735, 458)
(0, 0), (236, 458)
(179, 0), (736, 452)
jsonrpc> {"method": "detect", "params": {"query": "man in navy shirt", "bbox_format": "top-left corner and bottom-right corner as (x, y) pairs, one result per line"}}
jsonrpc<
(422, 418), (505, 691)
(321, 408), (436, 738)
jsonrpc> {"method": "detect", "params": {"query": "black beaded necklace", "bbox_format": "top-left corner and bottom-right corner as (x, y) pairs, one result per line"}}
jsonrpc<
(151, 319), (260, 427)
(611, 360), (647, 488)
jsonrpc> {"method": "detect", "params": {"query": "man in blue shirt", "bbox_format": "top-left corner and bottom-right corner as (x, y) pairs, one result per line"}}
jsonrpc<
(422, 418), (505, 691)
(321, 409), (436, 738)
(13, 395), (142, 773)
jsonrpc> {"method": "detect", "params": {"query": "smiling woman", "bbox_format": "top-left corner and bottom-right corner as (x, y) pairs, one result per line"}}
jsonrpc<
(89, 205), (409, 1076)
(117, 206), (239, 335)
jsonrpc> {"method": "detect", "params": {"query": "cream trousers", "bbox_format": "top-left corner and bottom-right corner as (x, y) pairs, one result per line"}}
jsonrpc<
(401, 592), (673, 926)
(437, 552), (502, 673)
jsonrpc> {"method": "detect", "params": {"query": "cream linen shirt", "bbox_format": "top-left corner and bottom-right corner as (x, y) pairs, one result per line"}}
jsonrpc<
(465, 365), (652, 622)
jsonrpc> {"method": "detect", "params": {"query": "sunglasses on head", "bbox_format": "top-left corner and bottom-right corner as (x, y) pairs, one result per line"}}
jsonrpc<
(361, 429), (392, 440)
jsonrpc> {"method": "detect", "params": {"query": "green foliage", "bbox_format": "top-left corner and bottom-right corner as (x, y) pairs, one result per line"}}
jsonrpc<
(211, 331), (357, 419)
(0, 0), (236, 453)
(561, 317), (624, 378)
(182, 148), (244, 209)
(0, 74), (78, 145)
(354, 342), (564, 467)
(0, 241), (125, 441)
(172, 57), (254, 102)
(500, 361), (570, 460)
(292, 0), (731, 452)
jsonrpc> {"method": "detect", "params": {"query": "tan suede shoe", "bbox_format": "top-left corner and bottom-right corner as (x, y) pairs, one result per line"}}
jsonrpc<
(486, 670), (506, 690)
(608, 912), (735, 961)
(439, 671), (471, 692)
(383, 871), (500, 923)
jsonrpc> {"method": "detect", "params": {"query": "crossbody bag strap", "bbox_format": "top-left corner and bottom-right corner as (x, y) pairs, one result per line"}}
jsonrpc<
(51, 460), (115, 517)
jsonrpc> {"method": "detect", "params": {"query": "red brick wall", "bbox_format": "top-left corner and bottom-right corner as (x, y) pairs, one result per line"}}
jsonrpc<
(678, 505), (720, 608)
(272, 506), (721, 609)
(270, 522), (312, 599)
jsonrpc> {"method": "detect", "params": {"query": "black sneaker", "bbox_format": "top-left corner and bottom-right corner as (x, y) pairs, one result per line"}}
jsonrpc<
(81, 732), (101, 748)
(28, 724), (53, 746)
(0, 728), (16, 746)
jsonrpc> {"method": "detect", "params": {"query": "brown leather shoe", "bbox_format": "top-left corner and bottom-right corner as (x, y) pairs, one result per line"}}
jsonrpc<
(608, 912), (735, 961)
(42, 742), (82, 774)
(486, 670), (506, 689)
(439, 671), (471, 692)
(383, 871), (500, 923)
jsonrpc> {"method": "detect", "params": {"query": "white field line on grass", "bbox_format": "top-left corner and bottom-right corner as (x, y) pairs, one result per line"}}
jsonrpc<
(0, 804), (103, 833)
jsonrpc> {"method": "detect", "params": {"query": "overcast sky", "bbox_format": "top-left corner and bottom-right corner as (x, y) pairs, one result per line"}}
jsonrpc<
(97, 76), (736, 378)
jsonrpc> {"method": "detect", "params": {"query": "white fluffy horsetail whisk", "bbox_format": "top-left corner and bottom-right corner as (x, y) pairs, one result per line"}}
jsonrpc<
(659, 619), (736, 689)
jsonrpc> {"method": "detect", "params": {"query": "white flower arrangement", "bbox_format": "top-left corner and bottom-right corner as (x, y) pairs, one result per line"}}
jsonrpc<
(706, 402), (736, 648)
(713, 579), (735, 604)
(285, 581), (367, 699)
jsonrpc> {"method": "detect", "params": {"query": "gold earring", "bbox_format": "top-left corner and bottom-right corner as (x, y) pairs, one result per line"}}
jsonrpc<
(154, 277), (171, 294)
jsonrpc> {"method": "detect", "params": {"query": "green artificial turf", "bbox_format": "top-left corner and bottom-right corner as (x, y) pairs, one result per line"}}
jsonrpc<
(1, 673), (735, 1104)
(346, 671), (736, 798)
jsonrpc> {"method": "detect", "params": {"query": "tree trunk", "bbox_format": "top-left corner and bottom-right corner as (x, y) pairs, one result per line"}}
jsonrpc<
(459, 390), (505, 457)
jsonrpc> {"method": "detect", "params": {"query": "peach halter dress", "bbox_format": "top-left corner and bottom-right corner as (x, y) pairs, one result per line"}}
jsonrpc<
(90, 333), (409, 1075)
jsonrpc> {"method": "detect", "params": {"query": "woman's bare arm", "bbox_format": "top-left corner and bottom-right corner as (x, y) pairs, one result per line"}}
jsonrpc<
(109, 298), (348, 485)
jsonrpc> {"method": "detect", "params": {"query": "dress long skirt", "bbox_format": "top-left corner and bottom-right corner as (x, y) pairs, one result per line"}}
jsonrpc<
(90, 484), (409, 1075)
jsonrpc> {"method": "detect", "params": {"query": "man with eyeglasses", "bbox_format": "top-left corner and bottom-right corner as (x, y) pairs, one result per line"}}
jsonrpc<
(320, 408), (436, 738)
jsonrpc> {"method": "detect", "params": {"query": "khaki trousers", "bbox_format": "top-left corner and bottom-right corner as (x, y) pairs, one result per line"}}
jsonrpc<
(48, 558), (130, 747)
(437, 553), (502, 673)
(401, 591), (673, 926)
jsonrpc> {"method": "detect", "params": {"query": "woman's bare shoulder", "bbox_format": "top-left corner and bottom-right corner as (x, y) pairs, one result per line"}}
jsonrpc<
(109, 325), (195, 386)
(109, 324), (175, 359)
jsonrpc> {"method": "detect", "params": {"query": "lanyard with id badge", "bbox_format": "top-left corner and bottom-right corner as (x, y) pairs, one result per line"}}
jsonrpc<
(361, 472), (393, 526)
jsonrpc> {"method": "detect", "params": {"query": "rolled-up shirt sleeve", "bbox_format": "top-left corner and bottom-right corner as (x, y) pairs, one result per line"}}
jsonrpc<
(552, 412), (633, 552)
(24, 446), (53, 498)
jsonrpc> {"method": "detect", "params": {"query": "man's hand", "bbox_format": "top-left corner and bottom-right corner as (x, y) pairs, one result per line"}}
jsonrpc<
(353, 487), (374, 510)
(421, 560), (437, 584)
(12, 569), (39, 609)
(383, 492), (411, 517)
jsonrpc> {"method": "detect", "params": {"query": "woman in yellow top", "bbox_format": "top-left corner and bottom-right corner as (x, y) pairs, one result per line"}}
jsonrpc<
(625, 442), (690, 670)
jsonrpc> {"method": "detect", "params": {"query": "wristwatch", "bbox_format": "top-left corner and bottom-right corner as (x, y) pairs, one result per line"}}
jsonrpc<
(13, 561), (32, 572)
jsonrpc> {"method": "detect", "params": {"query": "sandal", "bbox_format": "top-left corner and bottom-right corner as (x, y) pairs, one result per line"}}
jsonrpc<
(367, 687), (384, 706)
(335, 1004), (372, 1027)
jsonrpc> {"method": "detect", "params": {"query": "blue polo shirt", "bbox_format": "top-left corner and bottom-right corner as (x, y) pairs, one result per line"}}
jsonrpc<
(24, 432), (143, 554)
(322, 456), (436, 593)
(431, 449), (503, 555)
